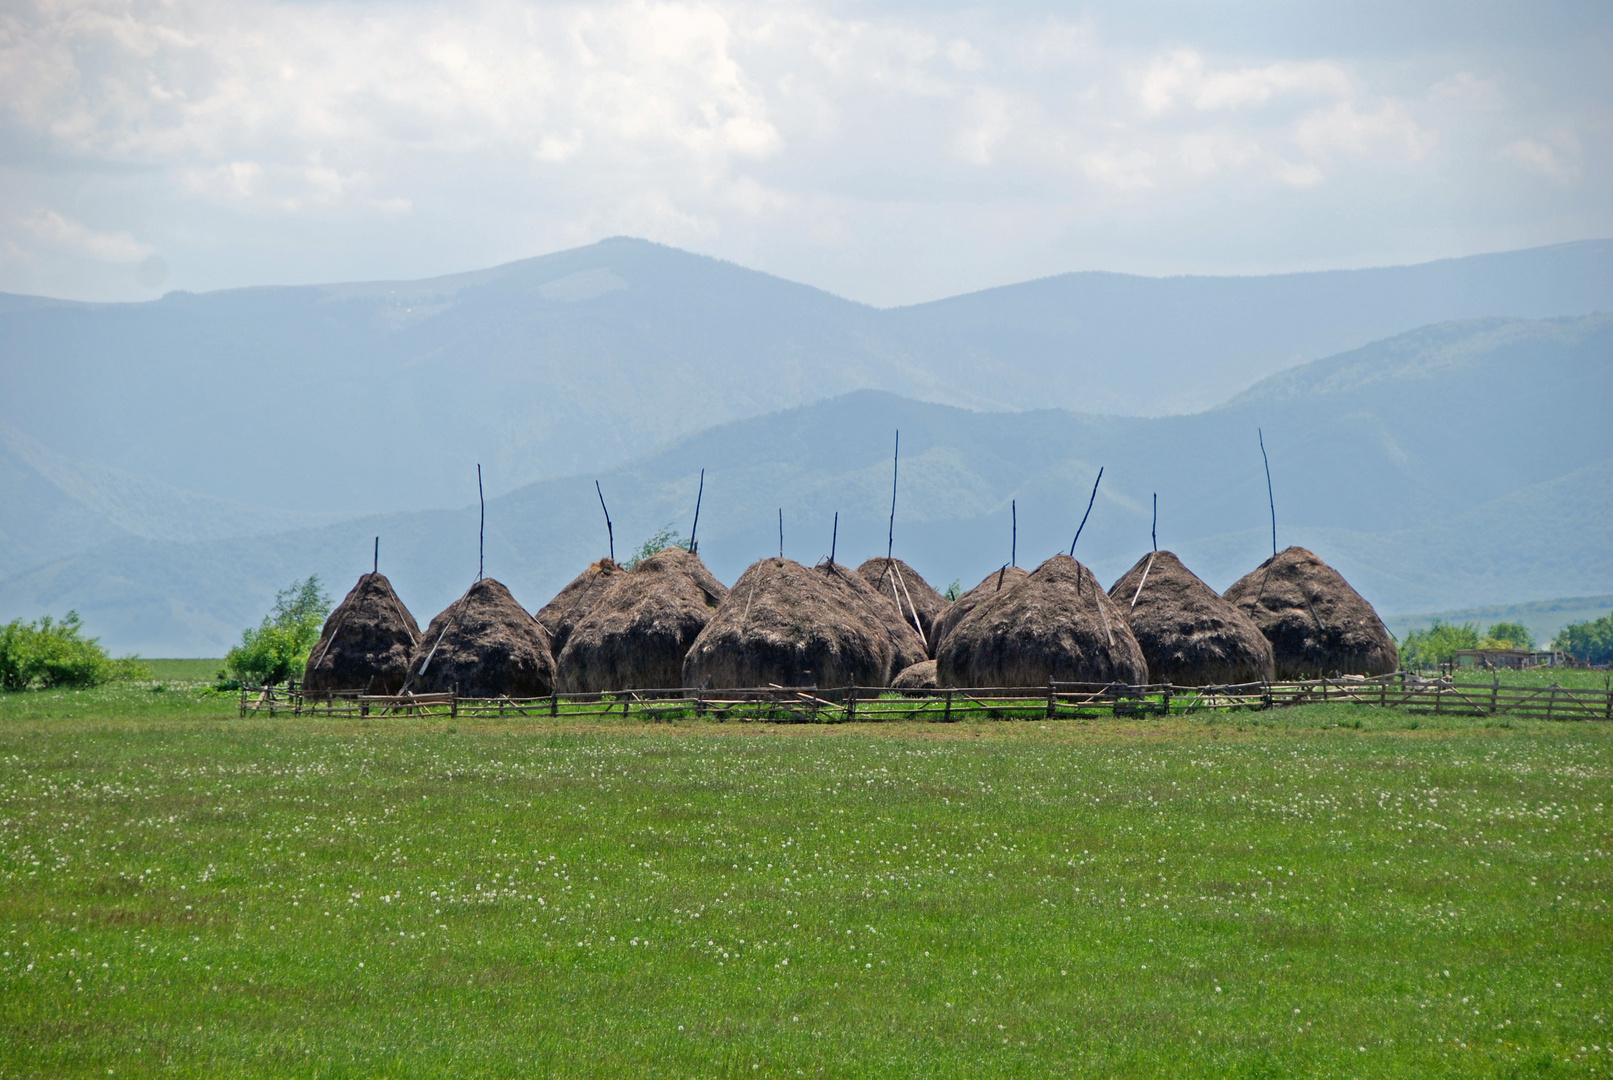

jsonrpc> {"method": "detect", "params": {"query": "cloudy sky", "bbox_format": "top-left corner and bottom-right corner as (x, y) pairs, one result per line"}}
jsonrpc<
(1, 0), (1608, 304)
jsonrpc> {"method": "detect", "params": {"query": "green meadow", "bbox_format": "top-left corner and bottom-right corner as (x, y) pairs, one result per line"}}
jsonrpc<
(1, 687), (1609, 1078)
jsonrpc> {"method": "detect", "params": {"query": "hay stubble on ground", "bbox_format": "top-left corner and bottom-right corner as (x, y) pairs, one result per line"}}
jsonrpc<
(0, 686), (1609, 1078)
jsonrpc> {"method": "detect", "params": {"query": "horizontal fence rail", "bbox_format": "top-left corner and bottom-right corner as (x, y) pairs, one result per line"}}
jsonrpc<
(240, 673), (1613, 724)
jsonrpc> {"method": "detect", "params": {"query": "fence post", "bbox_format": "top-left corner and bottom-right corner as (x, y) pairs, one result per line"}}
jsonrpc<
(550, 693), (559, 717)
(451, 694), (458, 719)
(944, 690), (952, 724)
(1162, 682), (1173, 717)
(1491, 674), (1498, 715)
(1547, 685), (1557, 722)
(1046, 679), (1056, 718)
(846, 686), (857, 723)
(1435, 681), (1443, 715)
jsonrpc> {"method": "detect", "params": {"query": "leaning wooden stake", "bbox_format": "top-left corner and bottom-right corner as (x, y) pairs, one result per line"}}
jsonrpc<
(688, 468), (705, 554)
(477, 464), (486, 581)
(595, 480), (614, 563)
(1069, 467), (1104, 557)
(887, 431), (899, 562)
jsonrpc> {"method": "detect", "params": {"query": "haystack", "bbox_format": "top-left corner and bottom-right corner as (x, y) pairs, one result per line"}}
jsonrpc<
(407, 578), (557, 697)
(1222, 546), (1398, 679)
(892, 660), (938, 690)
(936, 554), (1147, 688)
(930, 565), (1030, 650)
(856, 557), (948, 654)
(303, 572), (421, 695)
(557, 547), (728, 693)
(535, 558), (627, 656)
(682, 558), (927, 689)
(1107, 551), (1274, 685)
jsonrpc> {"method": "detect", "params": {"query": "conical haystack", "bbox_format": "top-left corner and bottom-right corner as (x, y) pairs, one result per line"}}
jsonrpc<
(1222, 546), (1398, 679)
(892, 660), (938, 690)
(303, 572), (421, 695)
(931, 565), (1030, 650)
(856, 557), (948, 655)
(1108, 551), (1275, 685)
(407, 578), (557, 697)
(936, 554), (1147, 688)
(682, 558), (927, 689)
(558, 547), (729, 693)
(536, 558), (626, 656)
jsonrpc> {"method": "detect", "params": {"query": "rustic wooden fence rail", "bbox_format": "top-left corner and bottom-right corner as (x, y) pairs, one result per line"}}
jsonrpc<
(240, 673), (1613, 723)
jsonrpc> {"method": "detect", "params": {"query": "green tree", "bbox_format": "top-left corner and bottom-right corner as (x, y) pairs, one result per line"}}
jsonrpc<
(944, 579), (963, 603)
(225, 576), (332, 686)
(1399, 620), (1479, 670)
(0, 612), (144, 691)
(1483, 622), (1534, 650)
(624, 524), (682, 570)
(1554, 613), (1613, 666)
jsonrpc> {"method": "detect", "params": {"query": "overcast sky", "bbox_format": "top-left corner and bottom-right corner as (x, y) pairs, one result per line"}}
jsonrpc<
(2, 0), (1609, 305)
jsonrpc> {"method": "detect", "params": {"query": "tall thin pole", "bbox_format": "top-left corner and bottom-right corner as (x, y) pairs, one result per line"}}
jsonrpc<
(688, 468), (705, 554)
(778, 508), (784, 559)
(1259, 428), (1276, 558)
(1152, 494), (1158, 553)
(1011, 500), (1017, 567)
(373, 536), (378, 575)
(1069, 467), (1103, 557)
(830, 511), (838, 565)
(477, 465), (485, 581)
(886, 430), (899, 562)
(595, 480), (614, 563)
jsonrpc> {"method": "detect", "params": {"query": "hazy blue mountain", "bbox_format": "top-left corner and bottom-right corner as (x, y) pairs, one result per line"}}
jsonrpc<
(4, 313), (1607, 656)
(2, 237), (1608, 518)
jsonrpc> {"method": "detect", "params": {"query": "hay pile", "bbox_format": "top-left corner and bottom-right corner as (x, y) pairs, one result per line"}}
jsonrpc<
(856, 558), (947, 653)
(936, 554), (1147, 688)
(930, 565), (1029, 650)
(892, 660), (938, 690)
(682, 559), (926, 689)
(407, 578), (558, 697)
(1222, 546), (1398, 678)
(535, 558), (626, 656)
(557, 547), (728, 693)
(1107, 551), (1274, 685)
(303, 572), (421, 695)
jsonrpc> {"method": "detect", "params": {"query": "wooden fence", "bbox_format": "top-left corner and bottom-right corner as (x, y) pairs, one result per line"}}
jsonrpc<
(240, 672), (1613, 723)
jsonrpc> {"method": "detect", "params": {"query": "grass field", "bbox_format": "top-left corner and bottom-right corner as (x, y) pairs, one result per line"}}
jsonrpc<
(1, 690), (1609, 1078)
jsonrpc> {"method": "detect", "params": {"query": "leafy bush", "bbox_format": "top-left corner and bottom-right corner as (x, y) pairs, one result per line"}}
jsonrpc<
(1399, 620), (1479, 670)
(1554, 613), (1613, 666)
(624, 525), (683, 570)
(1483, 621), (1535, 650)
(225, 576), (332, 686)
(0, 612), (146, 691)
(944, 579), (962, 603)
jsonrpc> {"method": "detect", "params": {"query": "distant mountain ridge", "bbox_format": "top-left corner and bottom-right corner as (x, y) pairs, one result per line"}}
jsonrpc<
(2, 237), (1609, 517)
(4, 312), (1608, 656)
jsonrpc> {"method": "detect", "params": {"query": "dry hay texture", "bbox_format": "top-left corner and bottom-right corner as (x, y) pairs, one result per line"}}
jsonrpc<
(930, 565), (1030, 651)
(892, 660), (939, 690)
(682, 559), (927, 689)
(535, 558), (626, 656)
(1222, 546), (1399, 679)
(855, 557), (948, 655)
(1107, 551), (1275, 686)
(303, 572), (421, 695)
(407, 578), (558, 698)
(936, 554), (1148, 688)
(557, 547), (728, 693)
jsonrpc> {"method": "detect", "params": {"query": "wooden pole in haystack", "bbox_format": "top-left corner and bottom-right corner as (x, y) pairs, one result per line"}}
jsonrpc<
(477, 465), (485, 581)
(887, 430), (899, 562)
(1259, 428), (1276, 559)
(1011, 499), (1017, 568)
(1152, 493), (1158, 553)
(830, 511), (838, 565)
(778, 508), (784, 559)
(595, 480), (615, 563)
(1069, 467), (1104, 557)
(688, 468), (705, 554)
(373, 536), (378, 574)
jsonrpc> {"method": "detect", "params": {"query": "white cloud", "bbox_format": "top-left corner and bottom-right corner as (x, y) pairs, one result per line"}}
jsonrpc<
(1502, 133), (1581, 184)
(18, 210), (155, 263)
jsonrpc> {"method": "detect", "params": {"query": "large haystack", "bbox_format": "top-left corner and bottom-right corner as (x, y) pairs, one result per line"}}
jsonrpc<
(1222, 546), (1398, 679)
(407, 578), (557, 697)
(936, 554), (1147, 688)
(682, 558), (926, 689)
(856, 557), (948, 655)
(557, 547), (728, 693)
(303, 572), (421, 695)
(535, 558), (626, 656)
(930, 565), (1030, 650)
(1108, 551), (1275, 685)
